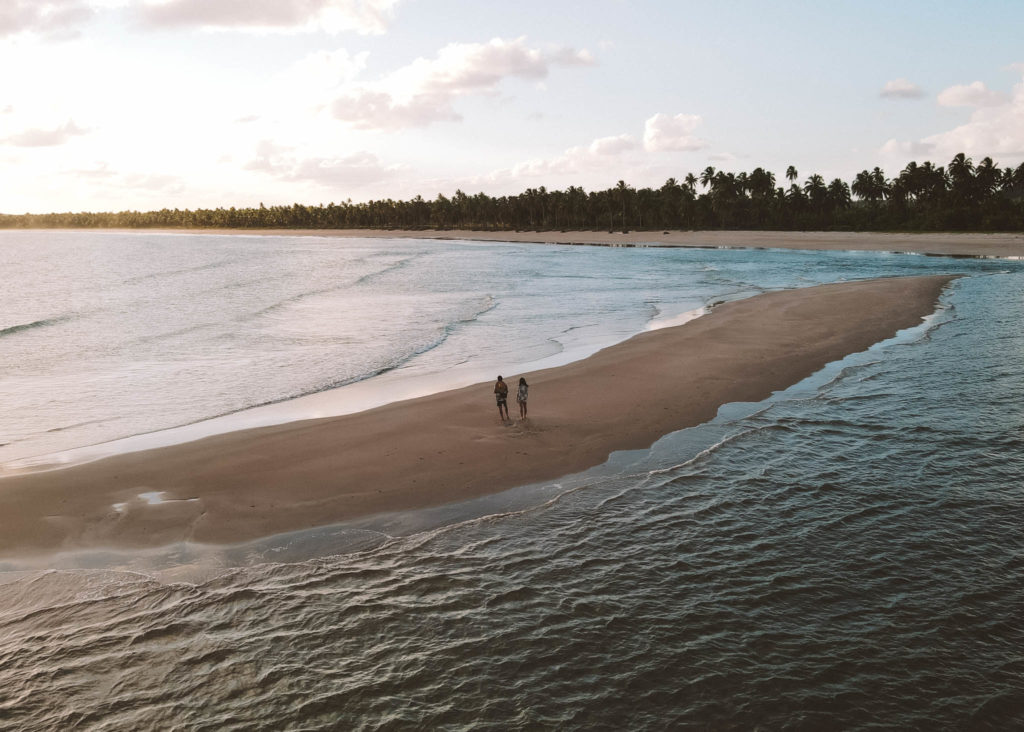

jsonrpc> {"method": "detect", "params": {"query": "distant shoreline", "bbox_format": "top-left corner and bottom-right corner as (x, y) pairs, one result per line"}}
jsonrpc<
(7, 228), (1024, 258)
(0, 274), (956, 559)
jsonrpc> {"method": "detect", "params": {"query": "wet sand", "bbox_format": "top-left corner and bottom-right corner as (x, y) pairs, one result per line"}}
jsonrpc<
(0, 275), (956, 559)
(88, 228), (1024, 258)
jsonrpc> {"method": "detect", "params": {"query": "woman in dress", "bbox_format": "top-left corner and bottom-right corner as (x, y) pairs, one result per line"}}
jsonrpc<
(516, 377), (529, 420)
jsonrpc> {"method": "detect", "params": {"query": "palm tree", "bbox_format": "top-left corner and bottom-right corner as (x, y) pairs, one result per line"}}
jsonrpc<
(803, 174), (827, 205)
(899, 161), (921, 201)
(748, 167), (775, 199)
(975, 157), (999, 198)
(659, 178), (681, 228)
(786, 165), (798, 184)
(851, 171), (873, 201)
(919, 161), (948, 201)
(948, 153), (975, 200)
(615, 180), (632, 229)
(827, 178), (851, 208)
(871, 167), (889, 201)
(736, 172), (749, 196)
(700, 166), (716, 190)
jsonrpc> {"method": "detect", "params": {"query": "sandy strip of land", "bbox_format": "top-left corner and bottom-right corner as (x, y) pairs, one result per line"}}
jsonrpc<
(0, 275), (955, 559)
(75, 228), (1024, 258)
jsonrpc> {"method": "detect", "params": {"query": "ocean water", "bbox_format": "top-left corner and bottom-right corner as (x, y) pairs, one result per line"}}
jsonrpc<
(1, 231), (1023, 729)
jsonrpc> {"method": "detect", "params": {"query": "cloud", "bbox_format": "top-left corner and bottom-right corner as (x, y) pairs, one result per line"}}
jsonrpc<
(287, 48), (369, 89)
(642, 113), (707, 152)
(122, 171), (186, 193)
(62, 163), (184, 197)
(937, 81), (1009, 108)
(4, 120), (89, 147)
(332, 90), (459, 129)
(547, 47), (596, 67)
(134, 0), (399, 34)
(71, 161), (117, 178)
(881, 69), (1024, 160)
(880, 78), (924, 99)
(331, 36), (595, 130)
(485, 112), (705, 185)
(588, 134), (636, 156)
(245, 140), (399, 187)
(490, 133), (637, 181)
(880, 139), (936, 157)
(0, 0), (95, 39)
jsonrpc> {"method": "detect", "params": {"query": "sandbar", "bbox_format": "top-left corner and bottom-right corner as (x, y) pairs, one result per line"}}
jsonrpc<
(0, 275), (955, 559)
(46, 228), (1024, 259)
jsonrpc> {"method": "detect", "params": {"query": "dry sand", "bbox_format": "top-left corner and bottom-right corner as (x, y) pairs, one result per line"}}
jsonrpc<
(0, 274), (955, 559)
(108, 228), (1024, 258)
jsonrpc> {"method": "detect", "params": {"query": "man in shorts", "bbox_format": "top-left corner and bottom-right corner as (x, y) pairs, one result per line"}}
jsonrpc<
(494, 375), (509, 422)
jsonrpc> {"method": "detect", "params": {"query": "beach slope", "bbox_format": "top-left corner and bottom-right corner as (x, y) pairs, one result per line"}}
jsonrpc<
(0, 275), (955, 558)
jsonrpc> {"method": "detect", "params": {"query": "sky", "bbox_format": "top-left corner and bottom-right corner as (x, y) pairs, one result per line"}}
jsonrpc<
(2, 0), (1023, 214)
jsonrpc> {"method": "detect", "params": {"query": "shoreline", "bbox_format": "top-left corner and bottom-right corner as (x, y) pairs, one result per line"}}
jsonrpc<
(7, 228), (1023, 258)
(0, 274), (956, 560)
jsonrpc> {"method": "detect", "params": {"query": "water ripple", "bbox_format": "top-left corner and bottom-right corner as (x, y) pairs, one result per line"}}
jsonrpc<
(2, 263), (1024, 729)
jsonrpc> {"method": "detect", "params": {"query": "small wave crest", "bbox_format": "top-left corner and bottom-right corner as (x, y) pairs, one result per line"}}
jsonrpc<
(0, 315), (74, 338)
(352, 252), (426, 286)
(121, 257), (238, 285)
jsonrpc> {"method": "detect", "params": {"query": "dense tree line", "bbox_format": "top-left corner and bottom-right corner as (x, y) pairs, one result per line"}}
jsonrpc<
(3, 153), (1023, 233)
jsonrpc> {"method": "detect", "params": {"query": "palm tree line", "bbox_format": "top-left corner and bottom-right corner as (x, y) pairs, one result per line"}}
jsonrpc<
(3, 153), (1022, 232)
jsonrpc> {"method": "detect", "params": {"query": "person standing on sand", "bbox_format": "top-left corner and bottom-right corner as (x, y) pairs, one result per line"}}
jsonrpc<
(494, 375), (509, 421)
(516, 377), (529, 420)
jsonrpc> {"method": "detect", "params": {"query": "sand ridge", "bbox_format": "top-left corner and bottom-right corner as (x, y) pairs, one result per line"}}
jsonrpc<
(54, 228), (1024, 258)
(0, 274), (956, 559)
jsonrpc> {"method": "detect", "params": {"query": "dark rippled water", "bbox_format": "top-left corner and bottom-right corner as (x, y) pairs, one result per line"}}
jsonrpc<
(2, 265), (1023, 729)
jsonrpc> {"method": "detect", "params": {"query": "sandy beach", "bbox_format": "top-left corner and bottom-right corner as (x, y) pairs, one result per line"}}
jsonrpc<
(93, 228), (1024, 259)
(0, 274), (954, 559)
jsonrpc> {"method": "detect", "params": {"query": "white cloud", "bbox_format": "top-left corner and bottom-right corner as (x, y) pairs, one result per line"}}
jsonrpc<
(122, 171), (186, 193)
(237, 48), (370, 143)
(880, 139), (936, 157)
(477, 113), (706, 188)
(60, 162), (184, 201)
(288, 48), (369, 90)
(588, 134), (636, 156)
(332, 89), (459, 129)
(245, 140), (399, 187)
(2, 0), (397, 39)
(507, 134), (636, 179)
(331, 37), (595, 130)
(0, 0), (95, 39)
(880, 78), (924, 99)
(547, 47), (596, 67)
(937, 81), (1009, 108)
(268, 48), (369, 117)
(922, 106), (1024, 158)
(71, 161), (117, 178)
(4, 119), (89, 147)
(643, 113), (706, 152)
(134, 0), (400, 34)
(880, 69), (1024, 161)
